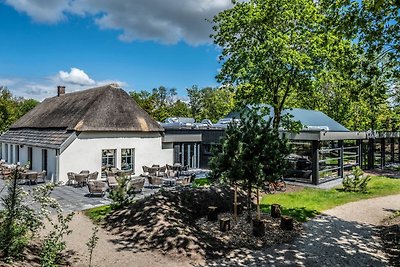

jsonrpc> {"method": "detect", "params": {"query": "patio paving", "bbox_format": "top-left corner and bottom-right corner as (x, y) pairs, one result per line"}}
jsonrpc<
(0, 178), (159, 212)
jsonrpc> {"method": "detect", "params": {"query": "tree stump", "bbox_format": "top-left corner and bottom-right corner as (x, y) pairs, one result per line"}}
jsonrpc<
(280, 215), (294, 230)
(271, 204), (282, 218)
(252, 219), (266, 237)
(219, 217), (231, 232)
(207, 206), (218, 221)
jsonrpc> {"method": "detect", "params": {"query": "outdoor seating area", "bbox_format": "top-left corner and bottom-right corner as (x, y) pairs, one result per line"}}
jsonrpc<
(67, 171), (99, 187)
(0, 160), (47, 185)
(141, 163), (194, 188)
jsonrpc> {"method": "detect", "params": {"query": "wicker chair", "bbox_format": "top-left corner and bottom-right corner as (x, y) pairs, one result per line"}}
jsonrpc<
(67, 172), (76, 185)
(148, 176), (163, 188)
(88, 171), (98, 181)
(176, 176), (191, 187)
(74, 174), (87, 187)
(37, 170), (47, 183)
(87, 181), (107, 197)
(130, 178), (145, 193)
(107, 175), (118, 189)
(27, 172), (38, 185)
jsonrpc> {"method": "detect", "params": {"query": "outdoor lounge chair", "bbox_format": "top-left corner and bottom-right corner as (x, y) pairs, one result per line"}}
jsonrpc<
(87, 181), (107, 197)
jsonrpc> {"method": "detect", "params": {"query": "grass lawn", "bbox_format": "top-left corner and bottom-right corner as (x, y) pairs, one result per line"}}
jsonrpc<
(84, 205), (112, 223)
(261, 176), (400, 222)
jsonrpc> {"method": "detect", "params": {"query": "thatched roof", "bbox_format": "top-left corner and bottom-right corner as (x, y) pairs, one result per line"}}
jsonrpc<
(11, 84), (164, 132)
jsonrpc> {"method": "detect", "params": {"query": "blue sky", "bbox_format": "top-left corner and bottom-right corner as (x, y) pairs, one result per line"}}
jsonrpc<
(0, 0), (232, 100)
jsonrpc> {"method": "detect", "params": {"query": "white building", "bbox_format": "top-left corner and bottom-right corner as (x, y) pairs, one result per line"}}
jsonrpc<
(0, 84), (173, 183)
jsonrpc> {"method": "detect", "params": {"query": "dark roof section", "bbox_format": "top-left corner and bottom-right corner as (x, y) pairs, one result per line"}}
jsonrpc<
(0, 129), (73, 149)
(226, 105), (349, 132)
(11, 84), (163, 132)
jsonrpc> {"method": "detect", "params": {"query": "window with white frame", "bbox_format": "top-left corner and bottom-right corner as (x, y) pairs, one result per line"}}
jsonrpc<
(121, 148), (135, 172)
(102, 149), (116, 169)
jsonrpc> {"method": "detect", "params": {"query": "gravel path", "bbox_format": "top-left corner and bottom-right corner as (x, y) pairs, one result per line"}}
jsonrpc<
(203, 194), (400, 267)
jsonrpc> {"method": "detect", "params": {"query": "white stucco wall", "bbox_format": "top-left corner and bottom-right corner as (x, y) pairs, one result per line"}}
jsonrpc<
(58, 132), (173, 184)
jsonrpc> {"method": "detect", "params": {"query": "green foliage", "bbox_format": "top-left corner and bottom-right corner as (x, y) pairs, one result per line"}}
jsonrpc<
(86, 226), (99, 267)
(0, 86), (38, 133)
(84, 205), (112, 223)
(0, 168), (40, 261)
(210, 107), (291, 218)
(212, 0), (354, 128)
(261, 176), (400, 221)
(40, 212), (74, 267)
(130, 86), (190, 122)
(342, 167), (372, 193)
(187, 85), (235, 122)
(191, 178), (212, 188)
(109, 176), (134, 209)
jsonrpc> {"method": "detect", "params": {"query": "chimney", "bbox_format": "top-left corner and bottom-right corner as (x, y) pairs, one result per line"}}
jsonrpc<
(57, 86), (65, 97)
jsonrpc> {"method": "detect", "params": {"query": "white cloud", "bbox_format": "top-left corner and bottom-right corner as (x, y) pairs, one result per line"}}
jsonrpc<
(0, 68), (127, 100)
(4, 0), (71, 23)
(57, 68), (95, 86)
(3, 0), (232, 45)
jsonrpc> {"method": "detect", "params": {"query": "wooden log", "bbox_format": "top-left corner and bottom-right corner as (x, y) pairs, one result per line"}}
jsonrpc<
(207, 206), (218, 221)
(280, 215), (294, 230)
(271, 204), (282, 218)
(219, 217), (231, 232)
(252, 219), (266, 237)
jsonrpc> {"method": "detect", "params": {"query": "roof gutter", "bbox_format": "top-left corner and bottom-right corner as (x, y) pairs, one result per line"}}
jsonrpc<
(60, 132), (77, 154)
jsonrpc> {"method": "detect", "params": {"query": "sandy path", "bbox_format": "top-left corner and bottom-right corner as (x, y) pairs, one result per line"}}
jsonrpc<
(60, 194), (400, 267)
(324, 194), (400, 225)
(63, 212), (195, 267)
(204, 194), (400, 267)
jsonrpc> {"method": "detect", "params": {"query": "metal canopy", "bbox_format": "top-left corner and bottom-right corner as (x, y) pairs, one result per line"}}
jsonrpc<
(284, 130), (368, 141)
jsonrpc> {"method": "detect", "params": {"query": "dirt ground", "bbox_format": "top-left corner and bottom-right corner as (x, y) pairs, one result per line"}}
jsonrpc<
(61, 212), (197, 267)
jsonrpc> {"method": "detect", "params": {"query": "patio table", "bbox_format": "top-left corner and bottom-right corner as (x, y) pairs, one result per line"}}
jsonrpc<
(162, 177), (176, 187)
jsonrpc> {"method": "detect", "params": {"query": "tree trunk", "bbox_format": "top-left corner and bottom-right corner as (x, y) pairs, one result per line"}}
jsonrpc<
(233, 184), (238, 222)
(256, 188), (260, 220)
(247, 183), (252, 222)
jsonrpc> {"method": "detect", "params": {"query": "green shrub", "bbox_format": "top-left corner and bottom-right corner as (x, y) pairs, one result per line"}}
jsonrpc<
(109, 176), (133, 209)
(342, 167), (372, 193)
(0, 168), (40, 261)
(40, 212), (74, 267)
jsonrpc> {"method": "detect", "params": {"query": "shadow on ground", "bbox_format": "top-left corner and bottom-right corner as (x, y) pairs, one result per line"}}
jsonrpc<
(200, 214), (389, 266)
(103, 187), (244, 259)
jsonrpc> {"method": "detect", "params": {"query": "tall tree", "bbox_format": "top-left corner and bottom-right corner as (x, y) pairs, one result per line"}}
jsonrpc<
(186, 85), (235, 122)
(210, 107), (291, 222)
(212, 0), (353, 128)
(0, 86), (38, 133)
